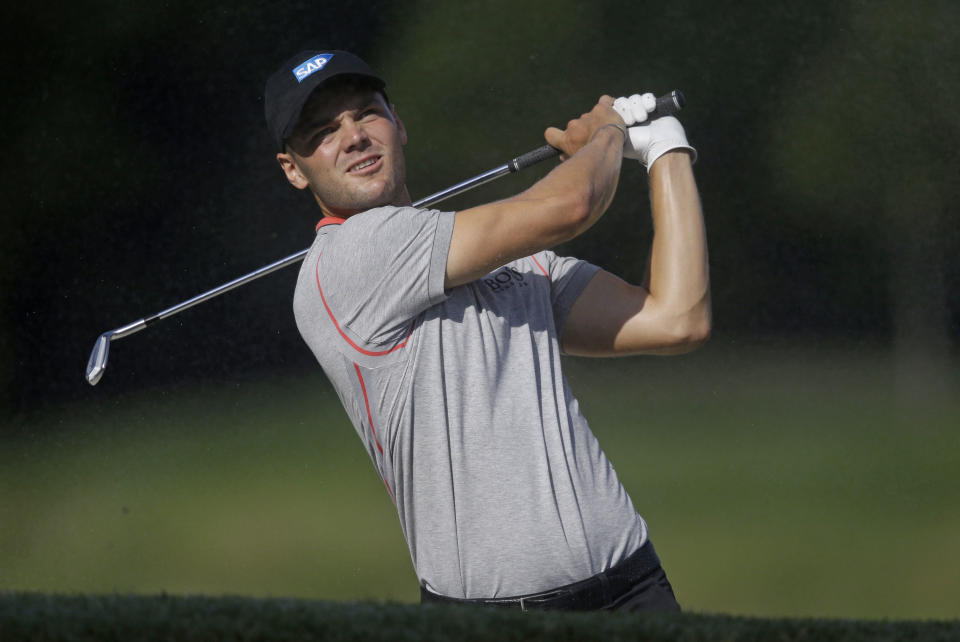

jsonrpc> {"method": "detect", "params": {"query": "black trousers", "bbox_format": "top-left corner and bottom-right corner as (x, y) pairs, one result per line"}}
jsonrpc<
(420, 540), (681, 612)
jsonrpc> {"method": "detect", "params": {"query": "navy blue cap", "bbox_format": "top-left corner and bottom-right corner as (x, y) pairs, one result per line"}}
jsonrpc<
(264, 50), (386, 151)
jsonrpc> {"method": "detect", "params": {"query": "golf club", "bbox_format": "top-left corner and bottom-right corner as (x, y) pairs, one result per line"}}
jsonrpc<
(85, 90), (685, 386)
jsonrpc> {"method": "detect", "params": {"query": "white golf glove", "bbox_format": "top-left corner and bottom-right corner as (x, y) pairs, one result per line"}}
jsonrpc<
(613, 93), (696, 170)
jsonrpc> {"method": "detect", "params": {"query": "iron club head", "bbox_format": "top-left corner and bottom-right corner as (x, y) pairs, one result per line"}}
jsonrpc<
(86, 332), (112, 386)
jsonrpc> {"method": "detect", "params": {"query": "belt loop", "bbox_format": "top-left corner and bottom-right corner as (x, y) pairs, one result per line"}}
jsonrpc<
(519, 596), (528, 612)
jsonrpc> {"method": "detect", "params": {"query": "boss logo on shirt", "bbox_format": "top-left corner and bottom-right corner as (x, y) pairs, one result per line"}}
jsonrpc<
(483, 266), (527, 293)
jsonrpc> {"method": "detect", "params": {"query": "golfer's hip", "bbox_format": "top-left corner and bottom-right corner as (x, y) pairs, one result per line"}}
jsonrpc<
(419, 539), (679, 612)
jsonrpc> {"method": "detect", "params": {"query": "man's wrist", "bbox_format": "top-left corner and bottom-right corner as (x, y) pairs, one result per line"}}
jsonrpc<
(648, 148), (694, 175)
(590, 123), (627, 145)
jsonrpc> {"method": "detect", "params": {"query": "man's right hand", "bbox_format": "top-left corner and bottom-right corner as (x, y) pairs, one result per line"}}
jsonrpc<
(544, 96), (627, 159)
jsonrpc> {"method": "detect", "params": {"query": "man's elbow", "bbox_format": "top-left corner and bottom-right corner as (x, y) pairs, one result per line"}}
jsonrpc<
(681, 314), (712, 351)
(663, 304), (712, 353)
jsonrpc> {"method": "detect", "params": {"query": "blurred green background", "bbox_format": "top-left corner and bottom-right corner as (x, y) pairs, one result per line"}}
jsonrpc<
(1, 0), (957, 621)
(4, 348), (958, 619)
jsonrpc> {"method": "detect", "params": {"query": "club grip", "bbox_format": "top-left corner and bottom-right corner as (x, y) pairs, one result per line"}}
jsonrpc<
(508, 91), (685, 172)
(648, 90), (685, 120)
(510, 144), (561, 172)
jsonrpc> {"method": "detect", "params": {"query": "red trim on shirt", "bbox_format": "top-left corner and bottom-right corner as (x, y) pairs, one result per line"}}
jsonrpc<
(531, 255), (548, 276)
(353, 363), (395, 501)
(316, 216), (346, 231)
(353, 363), (383, 454)
(314, 257), (415, 356)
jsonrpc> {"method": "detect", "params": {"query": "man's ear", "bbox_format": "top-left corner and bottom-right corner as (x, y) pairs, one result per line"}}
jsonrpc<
(276, 151), (310, 190)
(391, 106), (408, 145)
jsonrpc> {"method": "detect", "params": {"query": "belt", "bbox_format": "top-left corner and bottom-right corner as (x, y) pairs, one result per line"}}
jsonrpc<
(420, 540), (662, 611)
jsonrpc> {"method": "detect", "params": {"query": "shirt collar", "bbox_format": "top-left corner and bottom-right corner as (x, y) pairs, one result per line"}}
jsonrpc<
(315, 216), (346, 231)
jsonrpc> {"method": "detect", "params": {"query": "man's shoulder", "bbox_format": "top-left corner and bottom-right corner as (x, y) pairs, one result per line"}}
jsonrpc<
(294, 204), (452, 303)
(343, 204), (427, 226)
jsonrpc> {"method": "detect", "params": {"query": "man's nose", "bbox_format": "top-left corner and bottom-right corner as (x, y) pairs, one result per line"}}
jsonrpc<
(342, 118), (370, 151)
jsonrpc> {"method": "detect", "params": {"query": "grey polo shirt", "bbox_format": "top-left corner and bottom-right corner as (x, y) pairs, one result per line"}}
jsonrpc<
(293, 205), (646, 598)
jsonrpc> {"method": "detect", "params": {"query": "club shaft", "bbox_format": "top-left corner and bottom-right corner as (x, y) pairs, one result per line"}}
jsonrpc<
(86, 89), (685, 385)
(148, 250), (309, 327)
(129, 159), (529, 334)
(412, 164), (514, 206)
(84, 145), (556, 385)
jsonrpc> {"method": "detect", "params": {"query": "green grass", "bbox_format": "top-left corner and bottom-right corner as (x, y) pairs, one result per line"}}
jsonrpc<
(570, 347), (960, 619)
(2, 377), (413, 602)
(2, 344), (958, 621)
(2, 593), (959, 642)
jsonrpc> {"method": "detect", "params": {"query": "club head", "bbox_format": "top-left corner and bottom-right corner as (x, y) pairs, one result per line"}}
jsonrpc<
(86, 332), (112, 386)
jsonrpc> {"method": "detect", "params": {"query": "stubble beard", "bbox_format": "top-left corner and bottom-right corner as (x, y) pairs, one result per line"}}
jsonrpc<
(313, 150), (407, 214)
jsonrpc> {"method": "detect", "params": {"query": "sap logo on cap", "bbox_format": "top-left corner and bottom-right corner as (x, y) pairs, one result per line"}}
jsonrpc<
(293, 54), (333, 83)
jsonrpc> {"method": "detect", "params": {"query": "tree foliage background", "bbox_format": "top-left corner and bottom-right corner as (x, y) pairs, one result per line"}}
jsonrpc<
(1, 0), (957, 417)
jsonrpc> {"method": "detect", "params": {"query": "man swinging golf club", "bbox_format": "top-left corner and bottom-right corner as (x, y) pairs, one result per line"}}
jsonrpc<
(264, 49), (709, 612)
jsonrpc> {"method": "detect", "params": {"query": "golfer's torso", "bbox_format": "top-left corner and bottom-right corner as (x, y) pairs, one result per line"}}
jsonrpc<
(293, 214), (645, 598)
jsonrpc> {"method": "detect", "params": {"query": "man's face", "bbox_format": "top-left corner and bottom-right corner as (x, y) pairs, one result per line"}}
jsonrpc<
(277, 84), (409, 217)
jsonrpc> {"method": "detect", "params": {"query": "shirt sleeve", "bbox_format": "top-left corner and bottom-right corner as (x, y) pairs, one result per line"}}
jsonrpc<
(535, 250), (601, 337)
(317, 206), (455, 347)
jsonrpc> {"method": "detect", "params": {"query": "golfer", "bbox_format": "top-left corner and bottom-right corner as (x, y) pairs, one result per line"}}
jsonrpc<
(264, 49), (709, 612)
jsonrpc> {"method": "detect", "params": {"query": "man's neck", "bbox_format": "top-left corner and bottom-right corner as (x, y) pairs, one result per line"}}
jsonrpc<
(317, 186), (414, 220)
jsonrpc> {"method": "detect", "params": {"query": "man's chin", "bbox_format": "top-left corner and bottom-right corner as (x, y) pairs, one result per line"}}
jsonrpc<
(318, 162), (407, 212)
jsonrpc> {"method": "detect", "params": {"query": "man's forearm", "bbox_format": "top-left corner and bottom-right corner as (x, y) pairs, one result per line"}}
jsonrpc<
(444, 99), (626, 288)
(521, 125), (624, 237)
(645, 151), (711, 337)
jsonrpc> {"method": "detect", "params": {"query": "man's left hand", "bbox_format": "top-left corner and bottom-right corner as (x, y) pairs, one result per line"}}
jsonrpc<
(613, 93), (697, 170)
